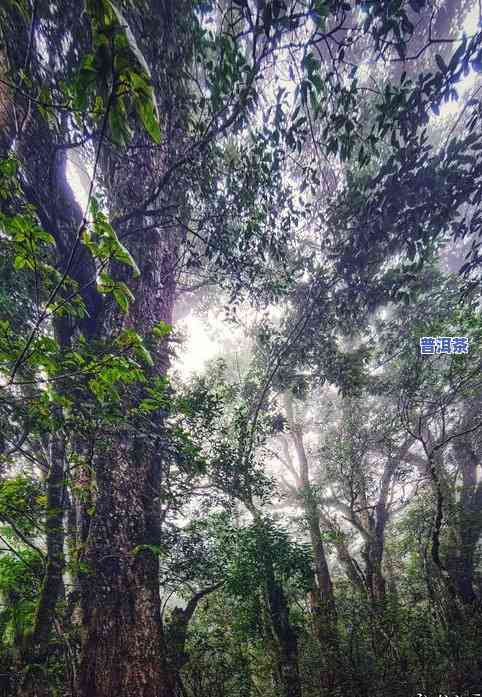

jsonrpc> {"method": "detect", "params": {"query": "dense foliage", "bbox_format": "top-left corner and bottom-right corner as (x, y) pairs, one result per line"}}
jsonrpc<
(0, 1), (481, 696)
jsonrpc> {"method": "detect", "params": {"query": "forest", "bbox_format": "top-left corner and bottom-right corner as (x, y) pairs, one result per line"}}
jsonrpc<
(0, 1), (481, 696)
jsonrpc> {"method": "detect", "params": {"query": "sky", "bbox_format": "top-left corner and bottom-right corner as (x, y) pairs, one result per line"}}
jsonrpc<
(173, 313), (236, 376)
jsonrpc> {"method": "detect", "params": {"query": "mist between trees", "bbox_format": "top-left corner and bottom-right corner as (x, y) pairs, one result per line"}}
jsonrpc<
(0, 1), (481, 696)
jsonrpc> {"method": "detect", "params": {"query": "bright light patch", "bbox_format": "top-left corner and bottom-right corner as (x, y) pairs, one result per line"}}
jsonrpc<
(174, 315), (220, 376)
(66, 151), (91, 210)
(436, 70), (478, 119)
(462, 2), (481, 34)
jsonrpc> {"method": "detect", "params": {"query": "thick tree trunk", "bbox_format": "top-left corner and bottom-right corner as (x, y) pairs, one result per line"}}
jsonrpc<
(77, 227), (177, 697)
(363, 533), (386, 604)
(18, 429), (66, 697)
(3, 2), (187, 695)
(77, 433), (174, 697)
(361, 458), (398, 606)
(76, 2), (191, 690)
(306, 503), (335, 609)
(76, 129), (181, 695)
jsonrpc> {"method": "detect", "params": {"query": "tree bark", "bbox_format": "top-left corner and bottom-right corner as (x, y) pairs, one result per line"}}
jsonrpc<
(282, 392), (339, 690)
(77, 432), (174, 697)
(76, 207), (177, 696)
(18, 429), (66, 697)
(448, 441), (482, 607)
(164, 583), (224, 688)
(248, 507), (302, 697)
(76, 4), (191, 693)
(0, 48), (15, 156)
(266, 579), (302, 697)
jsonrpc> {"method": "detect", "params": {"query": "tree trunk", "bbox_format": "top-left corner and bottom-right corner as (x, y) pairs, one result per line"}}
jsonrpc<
(266, 580), (302, 697)
(332, 536), (366, 596)
(164, 584), (224, 689)
(283, 391), (339, 690)
(250, 509), (302, 697)
(448, 441), (482, 607)
(0, 48), (15, 156)
(76, 219), (177, 696)
(77, 431), (174, 697)
(305, 502), (339, 690)
(18, 429), (66, 697)
(76, 3), (192, 692)
(76, 127), (181, 697)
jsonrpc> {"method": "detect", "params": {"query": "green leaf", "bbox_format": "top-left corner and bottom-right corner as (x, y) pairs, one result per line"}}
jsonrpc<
(138, 398), (160, 412)
(14, 255), (26, 270)
(107, 0), (152, 77)
(112, 282), (135, 312)
(132, 544), (164, 557)
(112, 238), (141, 277)
(152, 321), (172, 338)
(135, 94), (161, 144)
(108, 100), (133, 147)
(135, 343), (154, 367)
